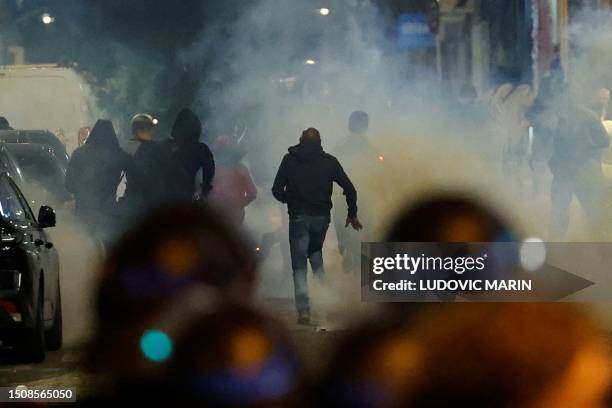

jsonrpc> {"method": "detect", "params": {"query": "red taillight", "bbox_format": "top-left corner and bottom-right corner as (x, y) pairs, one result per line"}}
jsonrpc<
(0, 299), (17, 314)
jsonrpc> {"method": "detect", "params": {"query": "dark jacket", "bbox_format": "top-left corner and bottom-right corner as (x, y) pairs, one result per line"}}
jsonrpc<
(65, 120), (129, 213)
(157, 108), (215, 202)
(549, 106), (609, 178)
(121, 138), (163, 210)
(272, 140), (357, 218)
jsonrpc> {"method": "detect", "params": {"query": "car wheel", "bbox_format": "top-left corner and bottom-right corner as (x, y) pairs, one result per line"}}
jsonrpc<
(20, 288), (46, 363)
(45, 282), (62, 351)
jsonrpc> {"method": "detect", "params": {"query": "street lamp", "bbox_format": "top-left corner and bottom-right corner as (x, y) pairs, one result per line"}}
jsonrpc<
(41, 13), (55, 25)
(318, 7), (330, 16)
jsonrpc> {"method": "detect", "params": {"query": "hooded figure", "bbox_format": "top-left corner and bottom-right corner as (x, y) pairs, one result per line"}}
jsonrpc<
(157, 108), (215, 202)
(208, 135), (257, 225)
(272, 130), (357, 219)
(272, 128), (361, 324)
(66, 119), (129, 242)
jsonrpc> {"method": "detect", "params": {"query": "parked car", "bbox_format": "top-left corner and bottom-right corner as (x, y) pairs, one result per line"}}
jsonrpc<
(0, 130), (69, 166)
(0, 173), (61, 362)
(4, 143), (70, 207)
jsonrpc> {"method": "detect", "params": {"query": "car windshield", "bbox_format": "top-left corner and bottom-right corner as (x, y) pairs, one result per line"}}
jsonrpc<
(0, 151), (13, 175)
(0, 177), (27, 222)
(10, 149), (64, 191)
(27, 132), (67, 157)
(0, 131), (67, 156)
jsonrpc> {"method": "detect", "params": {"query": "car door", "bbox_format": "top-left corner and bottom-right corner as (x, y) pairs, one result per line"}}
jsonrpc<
(0, 176), (42, 315)
(4, 177), (58, 321)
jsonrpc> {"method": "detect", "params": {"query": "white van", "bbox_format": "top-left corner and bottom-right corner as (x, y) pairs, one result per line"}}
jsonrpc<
(0, 64), (98, 154)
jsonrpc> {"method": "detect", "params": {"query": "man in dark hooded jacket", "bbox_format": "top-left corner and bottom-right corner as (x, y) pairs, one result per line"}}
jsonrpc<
(119, 113), (161, 219)
(157, 108), (215, 203)
(65, 119), (130, 244)
(272, 128), (362, 324)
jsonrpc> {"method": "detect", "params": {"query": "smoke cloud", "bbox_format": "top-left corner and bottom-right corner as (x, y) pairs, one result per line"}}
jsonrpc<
(6, 1), (612, 332)
(177, 1), (612, 325)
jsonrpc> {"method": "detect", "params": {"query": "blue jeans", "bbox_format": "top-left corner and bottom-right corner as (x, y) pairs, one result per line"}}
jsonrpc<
(289, 215), (330, 314)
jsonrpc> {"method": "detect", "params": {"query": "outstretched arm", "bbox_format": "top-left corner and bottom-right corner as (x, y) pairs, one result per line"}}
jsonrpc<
(332, 159), (362, 231)
(332, 159), (357, 219)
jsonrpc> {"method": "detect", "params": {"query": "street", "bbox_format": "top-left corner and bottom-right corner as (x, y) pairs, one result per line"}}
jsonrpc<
(0, 347), (88, 389)
(1, 0), (612, 405)
(0, 298), (342, 398)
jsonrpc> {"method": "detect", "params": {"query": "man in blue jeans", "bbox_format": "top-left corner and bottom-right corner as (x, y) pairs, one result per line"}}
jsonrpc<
(272, 128), (362, 324)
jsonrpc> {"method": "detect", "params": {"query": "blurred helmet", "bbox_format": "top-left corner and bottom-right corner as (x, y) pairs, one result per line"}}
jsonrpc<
(131, 113), (157, 135)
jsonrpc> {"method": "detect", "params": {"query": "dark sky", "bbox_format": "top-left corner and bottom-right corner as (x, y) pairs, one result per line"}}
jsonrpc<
(3, 0), (402, 128)
(15, 0), (210, 61)
(6, 0), (248, 126)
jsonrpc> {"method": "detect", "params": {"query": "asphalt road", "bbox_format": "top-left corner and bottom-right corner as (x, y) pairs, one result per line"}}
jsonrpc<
(0, 200), (359, 397)
(0, 298), (342, 399)
(0, 347), (90, 389)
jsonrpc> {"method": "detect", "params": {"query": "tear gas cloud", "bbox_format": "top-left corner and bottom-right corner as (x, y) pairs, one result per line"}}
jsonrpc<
(178, 1), (612, 234)
(6, 2), (612, 330)
(181, 0), (524, 232)
(180, 0), (519, 310)
(177, 2), (612, 318)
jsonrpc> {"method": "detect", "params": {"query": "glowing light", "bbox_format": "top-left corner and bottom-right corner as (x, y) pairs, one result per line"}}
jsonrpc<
(519, 237), (546, 272)
(41, 13), (54, 24)
(229, 328), (271, 370)
(152, 118), (159, 125)
(140, 329), (173, 362)
(256, 247), (261, 252)
(378, 154), (384, 162)
(318, 8), (330, 16)
(305, 59), (317, 65)
(156, 238), (200, 277)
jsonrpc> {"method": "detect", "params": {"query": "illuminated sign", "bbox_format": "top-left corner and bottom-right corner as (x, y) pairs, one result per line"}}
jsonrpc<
(398, 13), (435, 50)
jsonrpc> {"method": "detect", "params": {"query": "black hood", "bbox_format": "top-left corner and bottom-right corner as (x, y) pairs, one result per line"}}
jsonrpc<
(171, 108), (202, 143)
(86, 120), (119, 150)
(288, 141), (324, 162)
